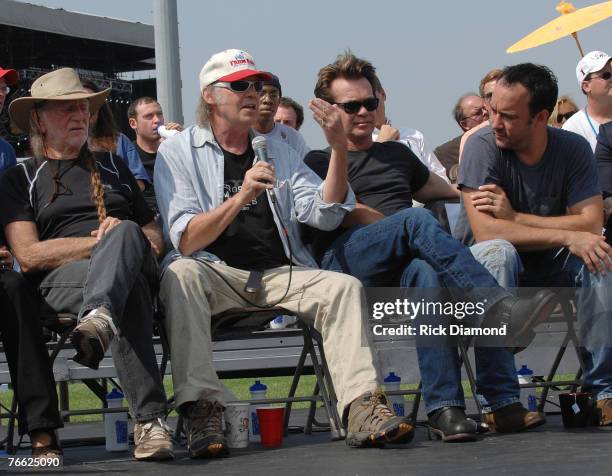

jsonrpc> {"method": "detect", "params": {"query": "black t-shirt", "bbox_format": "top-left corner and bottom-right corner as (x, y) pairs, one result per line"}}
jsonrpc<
(204, 145), (289, 271)
(134, 142), (159, 214)
(304, 141), (430, 259)
(135, 142), (157, 179)
(454, 125), (600, 267)
(305, 141), (430, 216)
(0, 152), (154, 241)
(596, 121), (612, 198)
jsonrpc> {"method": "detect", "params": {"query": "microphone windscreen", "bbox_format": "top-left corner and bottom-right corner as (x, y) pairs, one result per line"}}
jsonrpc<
(252, 135), (267, 152)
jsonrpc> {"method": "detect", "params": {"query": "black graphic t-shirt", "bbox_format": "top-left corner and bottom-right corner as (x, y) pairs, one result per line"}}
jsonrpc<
(134, 142), (159, 214)
(205, 144), (289, 270)
(0, 152), (153, 241)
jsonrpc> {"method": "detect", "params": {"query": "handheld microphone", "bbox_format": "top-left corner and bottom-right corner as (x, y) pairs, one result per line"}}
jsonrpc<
(251, 136), (276, 202)
(251, 135), (268, 164)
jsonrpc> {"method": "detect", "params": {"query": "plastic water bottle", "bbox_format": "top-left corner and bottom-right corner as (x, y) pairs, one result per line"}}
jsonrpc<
(517, 365), (537, 412)
(249, 380), (268, 442)
(157, 124), (179, 139)
(104, 388), (128, 452)
(269, 316), (287, 329)
(383, 372), (405, 416)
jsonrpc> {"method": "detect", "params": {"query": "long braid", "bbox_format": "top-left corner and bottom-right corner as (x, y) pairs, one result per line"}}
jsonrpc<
(80, 147), (107, 223)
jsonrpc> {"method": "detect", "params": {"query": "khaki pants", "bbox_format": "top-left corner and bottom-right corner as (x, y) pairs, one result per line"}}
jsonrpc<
(159, 258), (380, 417)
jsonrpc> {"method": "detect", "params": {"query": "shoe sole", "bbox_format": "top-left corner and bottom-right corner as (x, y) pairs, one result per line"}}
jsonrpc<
(429, 427), (478, 442)
(346, 422), (414, 448)
(514, 292), (559, 338)
(189, 441), (229, 459)
(134, 447), (175, 461)
(71, 330), (105, 370)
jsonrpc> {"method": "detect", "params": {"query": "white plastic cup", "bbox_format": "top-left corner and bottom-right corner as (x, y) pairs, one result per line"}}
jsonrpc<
(157, 125), (179, 139)
(224, 403), (250, 448)
(104, 389), (128, 452)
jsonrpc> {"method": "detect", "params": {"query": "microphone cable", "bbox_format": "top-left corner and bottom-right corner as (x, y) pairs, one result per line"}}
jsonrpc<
(200, 137), (294, 309)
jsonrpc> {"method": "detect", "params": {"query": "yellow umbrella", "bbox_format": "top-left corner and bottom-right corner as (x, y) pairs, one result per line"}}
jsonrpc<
(507, 0), (612, 57)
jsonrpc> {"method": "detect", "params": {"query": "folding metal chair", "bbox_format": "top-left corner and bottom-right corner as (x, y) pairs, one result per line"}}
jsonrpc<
(156, 306), (345, 441)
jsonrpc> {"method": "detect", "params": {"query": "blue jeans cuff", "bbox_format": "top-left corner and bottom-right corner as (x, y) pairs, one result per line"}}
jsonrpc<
(596, 392), (612, 401)
(486, 397), (520, 412)
(424, 400), (466, 415)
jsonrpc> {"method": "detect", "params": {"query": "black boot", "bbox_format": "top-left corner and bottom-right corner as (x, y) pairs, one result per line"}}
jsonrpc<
(488, 290), (559, 341)
(428, 406), (478, 442)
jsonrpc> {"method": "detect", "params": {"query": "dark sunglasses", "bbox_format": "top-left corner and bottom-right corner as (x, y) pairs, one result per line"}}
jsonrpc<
(588, 71), (612, 81)
(333, 97), (379, 114)
(556, 111), (577, 123)
(213, 80), (264, 93)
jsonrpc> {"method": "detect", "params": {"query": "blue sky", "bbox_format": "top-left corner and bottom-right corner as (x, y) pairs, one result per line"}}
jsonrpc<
(25, 0), (611, 149)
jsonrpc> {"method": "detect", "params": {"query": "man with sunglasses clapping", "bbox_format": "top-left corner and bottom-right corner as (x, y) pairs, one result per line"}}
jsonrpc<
(563, 51), (612, 151)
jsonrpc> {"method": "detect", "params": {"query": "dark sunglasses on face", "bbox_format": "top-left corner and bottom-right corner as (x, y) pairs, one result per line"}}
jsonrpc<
(333, 97), (379, 114)
(213, 80), (264, 93)
(588, 71), (612, 81)
(557, 111), (577, 123)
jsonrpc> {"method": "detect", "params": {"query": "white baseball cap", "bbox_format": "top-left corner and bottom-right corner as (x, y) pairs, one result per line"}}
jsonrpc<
(576, 50), (611, 84)
(199, 49), (272, 91)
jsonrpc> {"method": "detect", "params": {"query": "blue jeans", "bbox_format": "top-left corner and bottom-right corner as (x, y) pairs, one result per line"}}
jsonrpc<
(319, 208), (519, 413)
(471, 239), (612, 401)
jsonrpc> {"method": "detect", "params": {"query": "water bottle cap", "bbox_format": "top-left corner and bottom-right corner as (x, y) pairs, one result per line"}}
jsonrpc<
(249, 380), (267, 391)
(106, 388), (124, 399)
(384, 372), (401, 383)
(517, 364), (534, 375)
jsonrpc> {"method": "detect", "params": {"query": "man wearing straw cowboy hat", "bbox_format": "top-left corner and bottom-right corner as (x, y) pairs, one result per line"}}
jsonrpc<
(0, 67), (175, 460)
(0, 65), (19, 173)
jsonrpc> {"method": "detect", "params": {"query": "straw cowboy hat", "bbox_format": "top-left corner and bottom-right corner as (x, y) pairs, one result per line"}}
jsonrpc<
(9, 67), (110, 132)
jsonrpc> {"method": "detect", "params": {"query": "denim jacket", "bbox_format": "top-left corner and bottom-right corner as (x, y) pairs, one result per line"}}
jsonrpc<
(155, 123), (355, 269)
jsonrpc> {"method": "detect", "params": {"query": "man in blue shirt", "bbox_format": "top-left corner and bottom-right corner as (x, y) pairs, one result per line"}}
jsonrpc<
(0, 66), (18, 173)
(457, 63), (612, 427)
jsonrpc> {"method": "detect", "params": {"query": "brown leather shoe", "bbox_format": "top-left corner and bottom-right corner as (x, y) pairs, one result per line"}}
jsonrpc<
(484, 402), (546, 433)
(596, 398), (612, 426)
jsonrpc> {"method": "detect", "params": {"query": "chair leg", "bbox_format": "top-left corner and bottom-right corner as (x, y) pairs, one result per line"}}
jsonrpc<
(157, 321), (171, 379)
(538, 332), (571, 412)
(458, 339), (483, 417)
(408, 382), (422, 424)
(283, 339), (309, 435)
(314, 332), (345, 438)
(303, 326), (342, 440)
(6, 393), (18, 454)
(175, 414), (184, 442)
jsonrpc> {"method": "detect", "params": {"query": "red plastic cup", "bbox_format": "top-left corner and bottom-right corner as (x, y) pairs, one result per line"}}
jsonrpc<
(256, 407), (284, 447)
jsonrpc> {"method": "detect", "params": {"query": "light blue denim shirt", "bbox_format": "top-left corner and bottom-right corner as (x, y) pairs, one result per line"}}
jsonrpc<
(154, 123), (355, 269)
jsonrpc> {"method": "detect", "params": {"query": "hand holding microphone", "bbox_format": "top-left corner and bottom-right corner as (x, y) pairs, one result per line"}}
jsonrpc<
(237, 136), (276, 205)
